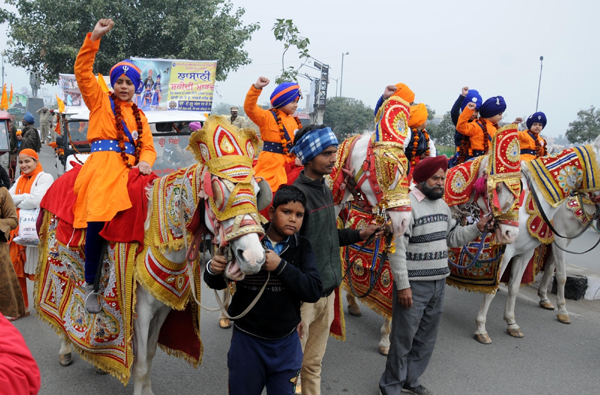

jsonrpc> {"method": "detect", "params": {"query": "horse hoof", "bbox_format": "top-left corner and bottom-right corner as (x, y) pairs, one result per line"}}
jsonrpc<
(94, 367), (108, 375)
(219, 318), (231, 329)
(539, 300), (555, 310)
(59, 353), (73, 366)
(507, 327), (524, 338)
(347, 304), (362, 317)
(379, 346), (389, 356)
(557, 314), (571, 324)
(474, 333), (492, 344)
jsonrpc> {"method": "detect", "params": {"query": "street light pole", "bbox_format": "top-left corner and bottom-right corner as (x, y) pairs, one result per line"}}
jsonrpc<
(536, 56), (544, 112)
(340, 52), (349, 97)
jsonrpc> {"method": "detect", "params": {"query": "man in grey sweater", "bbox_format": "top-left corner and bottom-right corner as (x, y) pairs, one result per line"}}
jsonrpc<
(379, 156), (493, 395)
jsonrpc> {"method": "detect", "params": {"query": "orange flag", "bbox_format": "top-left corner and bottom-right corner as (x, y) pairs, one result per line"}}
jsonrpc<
(54, 113), (62, 136)
(98, 73), (110, 93)
(8, 84), (13, 104)
(0, 84), (8, 110)
(55, 94), (65, 113)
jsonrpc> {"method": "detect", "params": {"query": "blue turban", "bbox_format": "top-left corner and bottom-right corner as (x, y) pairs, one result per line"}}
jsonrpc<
(23, 112), (35, 125)
(109, 60), (141, 92)
(270, 82), (301, 108)
(479, 96), (506, 119)
(461, 89), (483, 111)
(526, 112), (547, 130)
(290, 127), (338, 165)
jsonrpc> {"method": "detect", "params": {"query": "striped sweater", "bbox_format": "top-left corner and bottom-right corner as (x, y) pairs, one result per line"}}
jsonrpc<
(390, 190), (481, 290)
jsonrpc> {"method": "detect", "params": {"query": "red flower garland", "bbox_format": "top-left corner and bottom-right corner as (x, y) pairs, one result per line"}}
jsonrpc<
(410, 128), (431, 167)
(110, 92), (144, 168)
(271, 109), (302, 155)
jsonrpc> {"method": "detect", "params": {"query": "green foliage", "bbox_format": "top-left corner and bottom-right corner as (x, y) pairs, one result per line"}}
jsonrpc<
(323, 97), (374, 139)
(425, 104), (435, 121)
(272, 19), (310, 84)
(1, 0), (259, 84)
(566, 106), (600, 144)
(427, 111), (455, 146)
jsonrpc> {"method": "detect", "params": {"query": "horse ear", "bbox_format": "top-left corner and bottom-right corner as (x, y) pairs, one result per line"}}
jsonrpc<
(255, 178), (272, 212)
(203, 171), (213, 198)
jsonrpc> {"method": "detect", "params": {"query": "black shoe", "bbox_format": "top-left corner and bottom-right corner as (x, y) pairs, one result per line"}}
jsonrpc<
(402, 385), (434, 395)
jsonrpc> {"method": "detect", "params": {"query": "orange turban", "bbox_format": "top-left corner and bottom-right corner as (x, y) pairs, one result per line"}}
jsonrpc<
(408, 103), (428, 128)
(16, 130), (22, 136)
(19, 148), (39, 160)
(391, 83), (415, 104)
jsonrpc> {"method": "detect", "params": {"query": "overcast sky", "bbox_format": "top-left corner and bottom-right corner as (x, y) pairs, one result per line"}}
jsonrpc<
(1, 0), (598, 138)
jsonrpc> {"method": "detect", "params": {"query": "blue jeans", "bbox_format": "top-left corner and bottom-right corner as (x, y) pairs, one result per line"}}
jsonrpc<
(228, 327), (303, 395)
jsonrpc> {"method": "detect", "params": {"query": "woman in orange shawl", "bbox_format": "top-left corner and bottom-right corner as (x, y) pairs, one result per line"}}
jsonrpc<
(74, 19), (156, 313)
(9, 149), (54, 313)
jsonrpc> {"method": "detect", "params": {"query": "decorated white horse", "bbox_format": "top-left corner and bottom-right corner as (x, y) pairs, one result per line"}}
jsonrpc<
(35, 117), (270, 395)
(334, 105), (522, 354)
(471, 138), (600, 344)
(343, 125), (522, 354)
(536, 194), (600, 322)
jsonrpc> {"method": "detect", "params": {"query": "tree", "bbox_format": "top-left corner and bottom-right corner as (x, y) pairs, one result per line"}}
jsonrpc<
(566, 106), (600, 144)
(0, 0), (259, 84)
(427, 111), (455, 146)
(323, 97), (374, 139)
(272, 19), (310, 84)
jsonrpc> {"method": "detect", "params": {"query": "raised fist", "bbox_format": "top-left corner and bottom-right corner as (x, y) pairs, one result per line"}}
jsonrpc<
(466, 102), (477, 110)
(462, 86), (469, 96)
(254, 77), (270, 89)
(91, 19), (114, 41)
(514, 117), (524, 124)
(383, 85), (397, 99)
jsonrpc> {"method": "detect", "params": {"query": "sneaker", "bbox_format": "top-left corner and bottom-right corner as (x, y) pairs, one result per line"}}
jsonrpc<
(402, 385), (434, 395)
(84, 283), (102, 314)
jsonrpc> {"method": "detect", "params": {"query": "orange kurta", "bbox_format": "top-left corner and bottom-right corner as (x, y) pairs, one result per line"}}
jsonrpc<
(244, 85), (298, 192)
(456, 107), (498, 153)
(519, 130), (546, 161)
(72, 33), (156, 229)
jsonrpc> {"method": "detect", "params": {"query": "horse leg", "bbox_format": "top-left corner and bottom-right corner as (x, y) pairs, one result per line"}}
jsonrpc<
(132, 286), (164, 395)
(58, 337), (73, 366)
(346, 291), (362, 316)
(504, 253), (534, 338)
(538, 256), (556, 310)
(474, 293), (496, 344)
(142, 303), (171, 395)
(378, 318), (391, 355)
(474, 249), (515, 344)
(219, 289), (231, 329)
(553, 242), (571, 324)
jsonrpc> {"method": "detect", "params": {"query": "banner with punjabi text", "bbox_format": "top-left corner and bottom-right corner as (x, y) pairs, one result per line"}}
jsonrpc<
(131, 58), (217, 112)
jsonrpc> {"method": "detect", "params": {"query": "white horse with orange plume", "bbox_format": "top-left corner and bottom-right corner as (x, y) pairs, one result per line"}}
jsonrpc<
(36, 116), (271, 395)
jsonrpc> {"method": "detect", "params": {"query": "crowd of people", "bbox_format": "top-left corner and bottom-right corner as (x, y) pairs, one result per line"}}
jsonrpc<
(0, 17), (556, 395)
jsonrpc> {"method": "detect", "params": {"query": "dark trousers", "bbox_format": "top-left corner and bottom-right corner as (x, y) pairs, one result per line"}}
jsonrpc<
(228, 327), (303, 395)
(379, 279), (446, 394)
(84, 221), (106, 284)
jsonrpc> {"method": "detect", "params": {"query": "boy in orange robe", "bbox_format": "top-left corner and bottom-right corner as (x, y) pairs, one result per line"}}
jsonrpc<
(456, 96), (522, 160)
(519, 112), (547, 161)
(74, 18), (156, 313)
(244, 77), (303, 193)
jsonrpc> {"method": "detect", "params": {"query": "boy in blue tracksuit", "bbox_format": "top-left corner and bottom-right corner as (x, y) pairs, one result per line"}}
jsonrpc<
(204, 185), (323, 395)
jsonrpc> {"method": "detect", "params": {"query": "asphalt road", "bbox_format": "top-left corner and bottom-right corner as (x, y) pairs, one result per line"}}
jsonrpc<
(10, 146), (600, 394)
